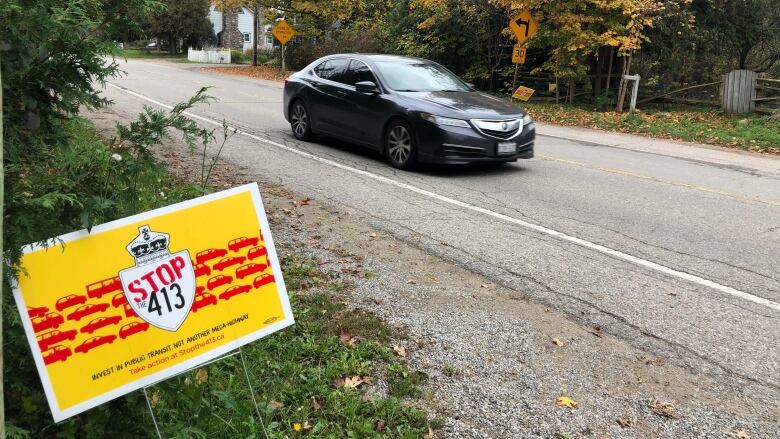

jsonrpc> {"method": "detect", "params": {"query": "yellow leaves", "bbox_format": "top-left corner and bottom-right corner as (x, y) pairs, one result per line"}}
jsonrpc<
(555, 395), (577, 408)
(195, 368), (208, 384)
(649, 399), (677, 418)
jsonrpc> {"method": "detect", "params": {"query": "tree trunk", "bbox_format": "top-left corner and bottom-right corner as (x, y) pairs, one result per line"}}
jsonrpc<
(0, 52), (5, 439)
(605, 47), (615, 94)
(252, 3), (258, 66)
(616, 54), (632, 112)
(168, 33), (175, 54)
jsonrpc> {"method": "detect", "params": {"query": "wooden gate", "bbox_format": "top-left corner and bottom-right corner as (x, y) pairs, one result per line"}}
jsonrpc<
(721, 70), (757, 113)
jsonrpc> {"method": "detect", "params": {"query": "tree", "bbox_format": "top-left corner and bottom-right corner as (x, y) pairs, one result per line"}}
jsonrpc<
(145, 0), (215, 53)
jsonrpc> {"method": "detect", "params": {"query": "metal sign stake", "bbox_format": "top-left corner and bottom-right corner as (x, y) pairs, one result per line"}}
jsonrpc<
(142, 348), (269, 439)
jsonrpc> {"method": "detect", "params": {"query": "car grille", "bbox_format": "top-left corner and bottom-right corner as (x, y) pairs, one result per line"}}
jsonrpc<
(471, 118), (523, 140)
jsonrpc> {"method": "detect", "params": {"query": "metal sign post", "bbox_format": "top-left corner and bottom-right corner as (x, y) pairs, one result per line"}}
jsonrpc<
(142, 347), (269, 439)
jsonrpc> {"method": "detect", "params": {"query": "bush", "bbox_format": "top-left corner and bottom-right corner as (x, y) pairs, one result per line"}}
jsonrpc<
(231, 49), (246, 64)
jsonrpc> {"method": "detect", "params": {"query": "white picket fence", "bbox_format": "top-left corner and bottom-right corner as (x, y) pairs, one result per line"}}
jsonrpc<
(187, 48), (231, 64)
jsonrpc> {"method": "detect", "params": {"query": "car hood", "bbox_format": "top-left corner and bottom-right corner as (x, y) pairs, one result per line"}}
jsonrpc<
(400, 91), (525, 119)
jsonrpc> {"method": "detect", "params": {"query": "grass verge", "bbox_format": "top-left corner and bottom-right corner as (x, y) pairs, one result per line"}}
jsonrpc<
(120, 49), (187, 60)
(146, 255), (438, 438)
(200, 65), (291, 82)
(524, 101), (780, 154)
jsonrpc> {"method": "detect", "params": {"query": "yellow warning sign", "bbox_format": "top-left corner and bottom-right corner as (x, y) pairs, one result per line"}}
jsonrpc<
(272, 19), (296, 45)
(509, 10), (538, 45)
(513, 86), (535, 101)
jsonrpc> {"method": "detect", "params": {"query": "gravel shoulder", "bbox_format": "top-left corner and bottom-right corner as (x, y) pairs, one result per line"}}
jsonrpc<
(87, 106), (779, 439)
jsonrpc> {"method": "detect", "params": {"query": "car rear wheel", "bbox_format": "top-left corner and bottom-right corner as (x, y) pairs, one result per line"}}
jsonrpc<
(385, 120), (417, 170)
(290, 100), (313, 141)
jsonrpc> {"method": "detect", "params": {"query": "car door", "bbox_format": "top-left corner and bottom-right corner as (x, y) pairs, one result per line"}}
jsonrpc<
(339, 59), (388, 148)
(307, 58), (354, 136)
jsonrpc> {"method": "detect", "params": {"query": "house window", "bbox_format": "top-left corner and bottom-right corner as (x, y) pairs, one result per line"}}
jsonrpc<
(243, 33), (251, 43)
(266, 35), (274, 46)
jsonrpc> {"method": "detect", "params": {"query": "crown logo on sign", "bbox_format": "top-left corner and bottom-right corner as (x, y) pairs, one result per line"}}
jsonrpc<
(126, 225), (171, 266)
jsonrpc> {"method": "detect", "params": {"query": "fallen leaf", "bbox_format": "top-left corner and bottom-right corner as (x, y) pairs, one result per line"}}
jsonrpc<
(649, 399), (677, 418)
(373, 298), (385, 305)
(310, 398), (322, 410)
(724, 429), (750, 438)
(423, 426), (436, 439)
(589, 325), (604, 337)
(376, 419), (386, 432)
(616, 415), (633, 428)
(393, 345), (407, 357)
(195, 368), (208, 384)
(339, 330), (357, 347)
(552, 338), (564, 347)
(481, 283), (494, 289)
(302, 421), (312, 432)
(150, 390), (160, 408)
(297, 198), (311, 206)
(317, 258), (328, 265)
(555, 396), (577, 409)
(341, 376), (364, 389)
(407, 279), (417, 284)
(269, 400), (284, 410)
(369, 233), (377, 239)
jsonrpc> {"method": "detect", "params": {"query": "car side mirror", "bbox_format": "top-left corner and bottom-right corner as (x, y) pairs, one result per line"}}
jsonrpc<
(355, 81), (380, 94)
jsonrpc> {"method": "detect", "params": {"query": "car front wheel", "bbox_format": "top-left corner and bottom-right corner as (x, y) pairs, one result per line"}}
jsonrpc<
(290, 100), (313, 141)
(385, 120), (417, 170)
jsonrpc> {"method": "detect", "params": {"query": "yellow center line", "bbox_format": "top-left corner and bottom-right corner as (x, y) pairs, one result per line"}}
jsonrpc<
(537, 155), (780, 207)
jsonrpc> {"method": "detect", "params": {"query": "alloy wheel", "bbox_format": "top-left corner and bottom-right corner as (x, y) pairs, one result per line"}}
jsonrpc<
(291, 103), (308, 139)
(387, 125), (412, 164)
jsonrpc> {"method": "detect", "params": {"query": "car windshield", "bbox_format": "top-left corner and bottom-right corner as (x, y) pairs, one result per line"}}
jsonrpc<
(374, 61), (470, 92)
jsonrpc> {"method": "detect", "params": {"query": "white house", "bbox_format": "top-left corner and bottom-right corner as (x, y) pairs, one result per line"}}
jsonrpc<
(208, 4), (277, 51)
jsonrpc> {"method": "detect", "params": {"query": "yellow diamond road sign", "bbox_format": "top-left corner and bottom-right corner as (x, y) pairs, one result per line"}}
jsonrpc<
(510, 10), (538, 45)
(272, 20), (295, 45)
(513, 86), (535, 102)
(512, 45), (526, 64)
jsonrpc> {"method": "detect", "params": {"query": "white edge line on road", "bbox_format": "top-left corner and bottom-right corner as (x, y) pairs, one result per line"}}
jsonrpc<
(106, 82), (780, 313)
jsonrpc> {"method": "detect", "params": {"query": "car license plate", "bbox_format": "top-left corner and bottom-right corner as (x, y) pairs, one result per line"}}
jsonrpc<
(497, 142), (516, 155)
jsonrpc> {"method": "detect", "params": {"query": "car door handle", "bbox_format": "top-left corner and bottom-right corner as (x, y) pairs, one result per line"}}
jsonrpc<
(335, 90), (348, 97)
(311, 81), (320, 88)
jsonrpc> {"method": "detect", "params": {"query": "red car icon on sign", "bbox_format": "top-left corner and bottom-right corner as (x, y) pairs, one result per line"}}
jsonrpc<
(86, 277), (122, 299)
(32, 312), (64, 333)
(80, 315), (123, 334)
(37, 329), (78, 351)
(112, 292), (127, 308)
(246, 246), (268, 262)
(207, 274), (233, 291)
(119, 321), (150, 339)
(213, 256), (245, 271)
(55, 294), (87, 312)
(194, 263), (211, 278)
(235, 263), (266, 280)
(196, 248), (228, 265)
(228, 236), (259, 253)
(27, 306), (49, 319)
(192, 291), (218, 312)
(253, 274), (275, 289)
(42, 345), (72, 365)
(75, 335), (117, 354)
(123, 303), (138, 318)
(219, 284), (251, 301)
(67, 303), (110, 322)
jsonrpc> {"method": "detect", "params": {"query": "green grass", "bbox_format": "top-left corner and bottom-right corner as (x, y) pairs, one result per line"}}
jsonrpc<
(523, 101), (780, 154)
(120, 49), (187, 59)
(145, 257), (434, 438)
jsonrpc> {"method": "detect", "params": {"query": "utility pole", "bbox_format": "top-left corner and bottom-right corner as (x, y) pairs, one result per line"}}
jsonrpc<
(252, 3), (258, 66)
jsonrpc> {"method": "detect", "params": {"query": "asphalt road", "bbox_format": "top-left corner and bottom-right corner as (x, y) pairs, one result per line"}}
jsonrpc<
(105, 59), (779, 394)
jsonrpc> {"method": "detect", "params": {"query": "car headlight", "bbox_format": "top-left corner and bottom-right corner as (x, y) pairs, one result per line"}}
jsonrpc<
(420, 113), (470, 128)
(522, 114), (533, 125)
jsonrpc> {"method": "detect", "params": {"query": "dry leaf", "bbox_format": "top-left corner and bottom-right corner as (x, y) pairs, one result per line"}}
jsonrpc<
(368, 233), (377, 239)
(724, 429), (750, 439)
(393, 345), (407, 357)
(552, 338), (564, 347)
(555, 396), (577, 408)
(361, 376), (374, 385)
(302, 421), (312, 432)
(649, 399), (677, 418)
(341, 376), (364, 389)
(150, 390), (160, 408)
(195, 368), (208, 384)
(317, 258), (328, 265)
(297, 198), (311, 206)
(376, 419), (386, 432)
(589, 325), (604, 337)
(373, 298), (385, 305)
(616, 415), (633, 428)
(407, 279), (417, 284)
(423, 426), (436, 439)
(269, 400), (284, 410)
(481, 283), (494, 289)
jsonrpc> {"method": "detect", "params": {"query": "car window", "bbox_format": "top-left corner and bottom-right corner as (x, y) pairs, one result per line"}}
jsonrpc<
(314, 58), (349, 84)
(346, 60), (377, 86)
(373, 61), (470, 92)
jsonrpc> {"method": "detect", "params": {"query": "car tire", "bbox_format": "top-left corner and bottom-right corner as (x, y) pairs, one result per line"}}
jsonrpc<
(385, 119), (417, 170)
(290, 100), (314, 141)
